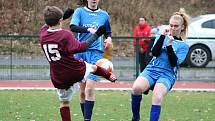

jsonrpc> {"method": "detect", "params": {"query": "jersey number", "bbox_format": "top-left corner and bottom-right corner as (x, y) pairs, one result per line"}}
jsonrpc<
(43, 44), (61, 61)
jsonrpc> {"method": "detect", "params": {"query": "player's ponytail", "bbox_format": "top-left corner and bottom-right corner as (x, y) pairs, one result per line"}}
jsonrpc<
(172, 8), (190, 39)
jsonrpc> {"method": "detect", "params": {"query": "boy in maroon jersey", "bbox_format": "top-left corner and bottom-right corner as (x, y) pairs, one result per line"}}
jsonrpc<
(40, 6), (117, 121)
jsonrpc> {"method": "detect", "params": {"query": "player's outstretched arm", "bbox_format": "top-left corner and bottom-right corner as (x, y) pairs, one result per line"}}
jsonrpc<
(86, 25), (106, 46)
(63, 8), (74, 20)
(95, 25), (106, 37)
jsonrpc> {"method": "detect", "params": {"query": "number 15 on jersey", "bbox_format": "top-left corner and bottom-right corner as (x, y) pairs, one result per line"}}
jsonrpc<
(43, 44), (61, 61)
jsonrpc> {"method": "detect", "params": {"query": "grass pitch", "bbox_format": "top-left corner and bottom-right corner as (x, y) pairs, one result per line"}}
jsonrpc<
(0, 90), (214, 121)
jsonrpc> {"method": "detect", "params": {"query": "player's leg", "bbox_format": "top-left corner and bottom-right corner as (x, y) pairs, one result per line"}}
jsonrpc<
(150, 77), (173, 121)
(91, 64), (117, 82)
(150, 83), (167, 121)
(57, 82), (79, 121)
(79, 82), (86, 117)
(82, 62), (115, 120)
(131, 72), (151, 121)
(60, 101), (71, 121)
(83, 50), (102, 121)
(82, 62), (117, 118)
(74, 53), (87, 117)
(84, 79), (96, 121)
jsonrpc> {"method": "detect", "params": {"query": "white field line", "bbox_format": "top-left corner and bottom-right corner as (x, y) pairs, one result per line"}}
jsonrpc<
(0, 87), (215, 92)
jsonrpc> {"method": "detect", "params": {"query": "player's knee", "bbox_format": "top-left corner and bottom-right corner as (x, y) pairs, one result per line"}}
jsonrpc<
(132, 86), (143, 95)
(91, 65), (97, 72)
(85, 88), (94, 98)
(152, 92), (164, 105)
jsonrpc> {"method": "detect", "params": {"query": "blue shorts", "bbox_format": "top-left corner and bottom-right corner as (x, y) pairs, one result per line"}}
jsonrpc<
(139, 69), (176, 91)
(75, 50), (103, 81)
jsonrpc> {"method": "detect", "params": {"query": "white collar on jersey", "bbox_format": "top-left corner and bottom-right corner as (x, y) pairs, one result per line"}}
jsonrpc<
(47, 28), (62, 32)
(84, 7), (101, 12)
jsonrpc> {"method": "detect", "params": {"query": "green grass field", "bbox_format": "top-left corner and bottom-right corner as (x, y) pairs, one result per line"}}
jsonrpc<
(0, 90), (214, 121)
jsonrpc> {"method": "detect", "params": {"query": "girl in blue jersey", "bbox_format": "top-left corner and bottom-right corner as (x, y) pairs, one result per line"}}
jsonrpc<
(131, 8), (190, 121)
(41, 6), (117, 121)
(70, 0), (113, 120)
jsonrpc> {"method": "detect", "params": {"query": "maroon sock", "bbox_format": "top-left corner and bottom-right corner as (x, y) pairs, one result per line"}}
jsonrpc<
(60, 107), (71, 121)
(93, 66), (111, 80)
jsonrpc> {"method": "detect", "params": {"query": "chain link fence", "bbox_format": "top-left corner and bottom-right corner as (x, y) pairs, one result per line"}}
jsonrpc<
(1, 35), (215, 82)
(0, 35), (137, 81)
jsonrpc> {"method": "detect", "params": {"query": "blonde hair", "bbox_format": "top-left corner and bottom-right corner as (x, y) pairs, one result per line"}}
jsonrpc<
(171, 8), (190, 39)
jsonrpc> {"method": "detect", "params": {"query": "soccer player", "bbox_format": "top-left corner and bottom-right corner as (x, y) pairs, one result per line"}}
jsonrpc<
(131, 8), (190, 121)
(70, 0), (113, 120)
(40, 6), (117, 121)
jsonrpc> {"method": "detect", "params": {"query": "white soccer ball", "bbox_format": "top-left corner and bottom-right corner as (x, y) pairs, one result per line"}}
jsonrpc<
(96, 58), (113, 73)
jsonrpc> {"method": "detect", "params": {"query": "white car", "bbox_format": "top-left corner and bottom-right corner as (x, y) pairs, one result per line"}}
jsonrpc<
(157, 14), (215, 67)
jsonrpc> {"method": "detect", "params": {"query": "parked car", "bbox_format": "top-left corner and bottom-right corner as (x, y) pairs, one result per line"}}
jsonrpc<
(157, 14), (215, 67)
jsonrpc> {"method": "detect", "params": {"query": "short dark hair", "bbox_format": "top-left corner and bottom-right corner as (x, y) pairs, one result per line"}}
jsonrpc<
(43, 6), (63, 26)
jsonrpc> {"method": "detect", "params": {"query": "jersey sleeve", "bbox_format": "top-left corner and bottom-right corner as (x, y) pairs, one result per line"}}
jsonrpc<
(104, 15), (112, 37)
(151, 35), (165, 56)
(40, 24), (48, 34)
(176, 43), (189, 65)
(70, 8), (81, 26)
(167, 45), (178, 67)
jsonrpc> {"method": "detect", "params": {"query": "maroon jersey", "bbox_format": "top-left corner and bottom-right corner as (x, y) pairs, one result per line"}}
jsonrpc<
(40, 25), (88, 89)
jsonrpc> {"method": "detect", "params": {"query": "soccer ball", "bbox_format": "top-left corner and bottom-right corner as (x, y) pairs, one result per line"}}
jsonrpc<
(96, 58), (113, 73)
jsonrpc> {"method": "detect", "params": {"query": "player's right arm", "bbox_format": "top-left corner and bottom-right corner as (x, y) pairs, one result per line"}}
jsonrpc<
(66, 25), (106, 54)
(69, 8), (96, 34)
(151, 35), (165, 57)
(70, 24), (96, 34)
(85, 25), (106, 45)
(70, 24), (89, 33)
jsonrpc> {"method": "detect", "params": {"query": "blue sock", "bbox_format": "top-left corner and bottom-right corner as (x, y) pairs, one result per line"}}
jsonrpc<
(150, 105), (161, 121)
(84, 100), (94, 121)
(80, 103), (85, 117)
(131, 94), (142, 121)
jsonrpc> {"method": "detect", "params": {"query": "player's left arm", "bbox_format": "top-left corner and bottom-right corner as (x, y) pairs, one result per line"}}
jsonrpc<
(167, 40), (189, 67)
(167, 45), (178, 67)
(104, 19), (112, 48)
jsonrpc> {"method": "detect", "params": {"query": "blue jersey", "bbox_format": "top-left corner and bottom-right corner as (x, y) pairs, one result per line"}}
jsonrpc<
(146, 35), (189, 79)
(70, 7), (111, 52)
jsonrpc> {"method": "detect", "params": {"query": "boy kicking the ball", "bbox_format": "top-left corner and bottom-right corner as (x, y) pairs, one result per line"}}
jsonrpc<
(40, 6), (117, 121)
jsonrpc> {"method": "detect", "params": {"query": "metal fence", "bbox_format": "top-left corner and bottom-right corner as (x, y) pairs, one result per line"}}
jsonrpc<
(1, 35), (215, 82)
(0, 35), (140, 81)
